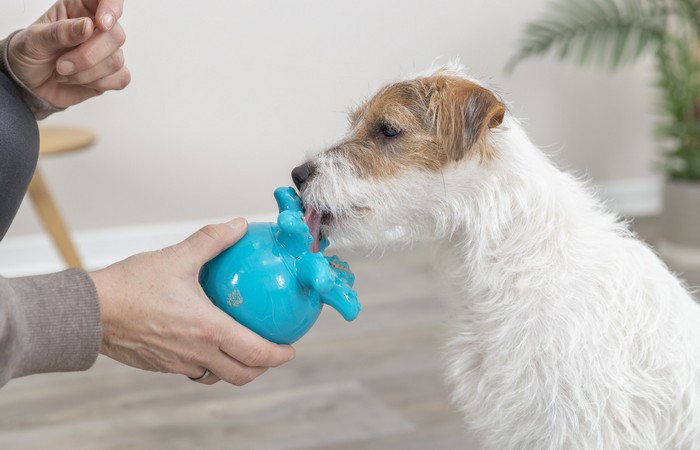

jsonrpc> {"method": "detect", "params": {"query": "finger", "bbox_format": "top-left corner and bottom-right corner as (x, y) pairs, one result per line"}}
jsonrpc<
(56, 23), (126, 76)
(198, 374), (221, 385)
(206, 354), (269, 386)
(185, 343), (269, 386)
(214, 311), (296, 368)
(49, 67), (129, 106)
(75, 66), (130, 95)
(95, 0), (124, 31)
(55, 49), (125, 85)
(175, 218), (249, 268)
(185, 367), (221, 385)
(36, 82), (101, 108)
(32, 18), (94, 54)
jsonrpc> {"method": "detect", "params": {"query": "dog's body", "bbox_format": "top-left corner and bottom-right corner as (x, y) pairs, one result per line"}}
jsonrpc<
(293, 67), (700, 449)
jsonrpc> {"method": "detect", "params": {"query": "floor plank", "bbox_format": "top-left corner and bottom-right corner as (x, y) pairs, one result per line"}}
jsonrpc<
(1, 381), (415, 450)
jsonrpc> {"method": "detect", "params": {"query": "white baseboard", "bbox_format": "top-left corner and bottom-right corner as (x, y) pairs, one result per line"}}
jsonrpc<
(0, 176), (664, 278)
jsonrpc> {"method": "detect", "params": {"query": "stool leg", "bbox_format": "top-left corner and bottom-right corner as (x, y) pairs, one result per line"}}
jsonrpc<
(27, 168), (83, 269)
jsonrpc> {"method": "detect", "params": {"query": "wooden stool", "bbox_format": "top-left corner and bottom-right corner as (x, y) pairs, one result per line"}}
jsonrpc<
(29, 126), (96, 269)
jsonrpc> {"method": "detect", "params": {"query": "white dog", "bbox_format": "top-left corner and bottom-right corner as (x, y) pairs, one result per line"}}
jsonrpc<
(291, 66), (700, 449)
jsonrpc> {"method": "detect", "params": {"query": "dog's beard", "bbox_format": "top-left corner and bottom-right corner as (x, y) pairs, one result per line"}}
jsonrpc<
(300, 154), (445, 252)
(301, 188), (401, 252)
(321, 216), (407, 253)
(301, 193), (397, 253)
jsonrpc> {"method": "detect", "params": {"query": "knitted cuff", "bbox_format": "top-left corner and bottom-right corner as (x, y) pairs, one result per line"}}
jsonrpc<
(8, 269), (102, 378)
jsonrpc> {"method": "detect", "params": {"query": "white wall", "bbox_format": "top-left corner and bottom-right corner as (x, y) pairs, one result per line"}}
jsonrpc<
(2, 0), (658, 238)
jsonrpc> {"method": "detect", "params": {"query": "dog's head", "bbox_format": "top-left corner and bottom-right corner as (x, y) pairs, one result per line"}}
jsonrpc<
(293, 68), (506, 251)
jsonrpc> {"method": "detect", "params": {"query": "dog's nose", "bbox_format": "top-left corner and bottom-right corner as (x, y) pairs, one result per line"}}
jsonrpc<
(292, 163), (315, 190)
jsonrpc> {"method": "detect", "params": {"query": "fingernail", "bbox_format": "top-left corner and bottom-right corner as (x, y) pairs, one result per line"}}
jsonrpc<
(102, 13), (115, 30)
(57, 60), (75, 75)
(54, 74), (69, 83)
(226, 218), (247, 231)
(72, 18), (87, 36)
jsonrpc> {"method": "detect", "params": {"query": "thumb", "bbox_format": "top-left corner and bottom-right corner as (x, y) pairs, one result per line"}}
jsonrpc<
(176, 218), (249, 268)
(34, 18), (94, 53)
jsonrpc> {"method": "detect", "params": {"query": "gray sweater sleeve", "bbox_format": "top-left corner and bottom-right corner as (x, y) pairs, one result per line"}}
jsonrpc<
(1, 30), (102, 387)
(0, 270), (102, 387)
(0, 31), (66, 120)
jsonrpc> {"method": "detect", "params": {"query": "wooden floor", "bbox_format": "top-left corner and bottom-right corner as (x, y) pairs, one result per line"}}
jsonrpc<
(1, 217), (698, 450)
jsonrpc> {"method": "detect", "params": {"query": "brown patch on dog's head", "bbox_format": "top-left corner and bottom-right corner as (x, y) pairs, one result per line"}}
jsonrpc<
(335, 71), (505, 179)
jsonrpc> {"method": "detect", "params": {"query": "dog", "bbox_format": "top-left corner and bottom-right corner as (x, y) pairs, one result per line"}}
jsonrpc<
(291, 66), (700, 449)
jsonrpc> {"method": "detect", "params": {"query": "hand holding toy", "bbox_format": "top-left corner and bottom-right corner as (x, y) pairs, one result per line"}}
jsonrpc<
(199, 187), (360, 344)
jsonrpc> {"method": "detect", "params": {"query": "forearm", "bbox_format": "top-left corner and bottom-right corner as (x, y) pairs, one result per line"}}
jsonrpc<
(0, 269), (102, 387)
(0, 31), (64, 120)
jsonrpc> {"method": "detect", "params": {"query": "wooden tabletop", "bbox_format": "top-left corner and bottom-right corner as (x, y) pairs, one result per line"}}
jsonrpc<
(39, 126), (96, 156)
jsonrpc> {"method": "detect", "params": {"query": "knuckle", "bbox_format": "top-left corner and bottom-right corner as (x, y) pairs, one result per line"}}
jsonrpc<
(196, 322), (219, 346)
(200, 224), (225, 241)
(181, 349), (202, 365)
(74, 51), (96, 70)
(97, 68), (130, 92)
(231, 370), (259, 386)
(159, 244), (181, 260)
(116, 68), (131, 90)
(50, 25), (62, 46)
(242, 345), (266, 367)
(197, 224), (230, 247)
(111, 51), (125, 71)
(112, 25), (127, 46)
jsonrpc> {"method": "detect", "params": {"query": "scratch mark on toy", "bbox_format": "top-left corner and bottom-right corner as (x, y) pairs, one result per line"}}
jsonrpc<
(228, 289), (244, 307)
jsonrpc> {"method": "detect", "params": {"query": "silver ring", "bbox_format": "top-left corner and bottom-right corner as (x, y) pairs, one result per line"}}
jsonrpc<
(188, 368), (212, 382)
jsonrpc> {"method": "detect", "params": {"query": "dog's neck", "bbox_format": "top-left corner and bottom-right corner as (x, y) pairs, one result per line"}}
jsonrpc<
(436, 115), (625, 303)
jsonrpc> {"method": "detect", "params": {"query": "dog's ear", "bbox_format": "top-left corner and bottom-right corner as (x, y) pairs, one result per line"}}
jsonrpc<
(426, 76), (505, 161)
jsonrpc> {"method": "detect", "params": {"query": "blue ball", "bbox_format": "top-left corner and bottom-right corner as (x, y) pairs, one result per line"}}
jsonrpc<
(199, 223), (323, 344)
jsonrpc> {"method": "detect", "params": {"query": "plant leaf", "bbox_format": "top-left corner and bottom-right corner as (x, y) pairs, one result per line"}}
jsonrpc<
(506, 0), (666, 73)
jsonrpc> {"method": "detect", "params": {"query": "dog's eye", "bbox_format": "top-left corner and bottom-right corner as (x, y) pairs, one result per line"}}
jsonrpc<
(380, 123), (400, 138)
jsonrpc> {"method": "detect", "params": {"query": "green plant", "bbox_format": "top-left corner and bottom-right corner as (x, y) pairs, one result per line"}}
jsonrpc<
(507, 0), (700, 181)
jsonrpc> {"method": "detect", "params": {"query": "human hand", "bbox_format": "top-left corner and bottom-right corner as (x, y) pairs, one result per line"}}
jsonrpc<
(90, 218), (296, 386)
(6, 0), (130, 108)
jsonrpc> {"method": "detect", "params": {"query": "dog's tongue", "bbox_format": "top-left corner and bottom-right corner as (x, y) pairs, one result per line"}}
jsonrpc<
(304, 208), (322, 253)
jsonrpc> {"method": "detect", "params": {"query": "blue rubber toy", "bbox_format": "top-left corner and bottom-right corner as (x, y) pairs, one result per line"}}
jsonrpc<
(199, 187), (360, 344)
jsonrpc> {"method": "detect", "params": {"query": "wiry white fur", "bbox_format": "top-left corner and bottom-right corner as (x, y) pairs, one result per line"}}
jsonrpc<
(299, 73), (700, 449)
